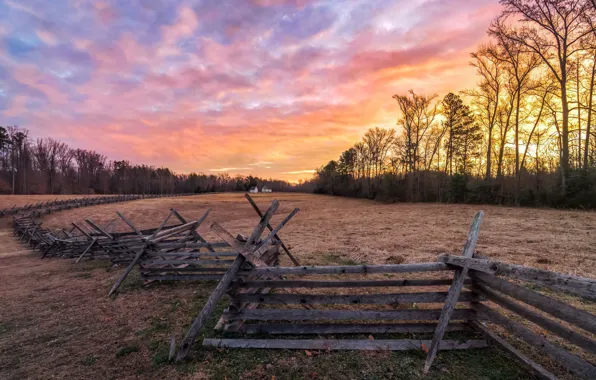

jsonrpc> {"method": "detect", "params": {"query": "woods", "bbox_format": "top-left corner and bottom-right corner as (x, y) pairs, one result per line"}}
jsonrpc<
(310, 0), (596, 208)
(0, 126), (293, 195)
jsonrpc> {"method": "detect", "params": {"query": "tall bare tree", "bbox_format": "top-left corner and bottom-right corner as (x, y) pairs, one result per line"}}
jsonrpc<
(393, 91), (438, 173)
(495, 0), (596, 191)
(467, 43), (504, 183)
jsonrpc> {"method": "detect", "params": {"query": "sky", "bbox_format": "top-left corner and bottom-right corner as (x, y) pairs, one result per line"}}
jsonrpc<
(0, 0), (503, 182)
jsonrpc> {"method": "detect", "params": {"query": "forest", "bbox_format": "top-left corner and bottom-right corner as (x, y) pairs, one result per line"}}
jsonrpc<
(0, 125), (294, 195)
(309, 0), (596, 208)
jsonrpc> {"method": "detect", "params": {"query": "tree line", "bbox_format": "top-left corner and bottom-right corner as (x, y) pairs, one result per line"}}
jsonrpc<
(0, 126), (294, 195)
(308, 0), (596, 208)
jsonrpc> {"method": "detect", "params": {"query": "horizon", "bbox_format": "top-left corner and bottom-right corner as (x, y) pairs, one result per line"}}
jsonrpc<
(0, 0), (501, 182)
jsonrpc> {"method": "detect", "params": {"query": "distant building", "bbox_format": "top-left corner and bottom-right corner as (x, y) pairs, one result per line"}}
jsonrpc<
(249, 186), (259, 193)
(261, 185), (272, 193)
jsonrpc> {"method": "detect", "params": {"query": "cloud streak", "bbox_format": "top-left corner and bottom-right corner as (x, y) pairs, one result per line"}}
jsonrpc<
(0, 0), (501, 181)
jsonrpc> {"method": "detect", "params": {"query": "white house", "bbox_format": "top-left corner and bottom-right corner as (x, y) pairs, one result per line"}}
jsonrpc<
(249, 186), (259, 193)
(261, 185), (272, 193)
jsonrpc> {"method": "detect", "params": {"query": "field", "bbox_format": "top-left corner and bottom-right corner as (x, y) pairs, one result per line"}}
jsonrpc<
(0, 193), (594, 379)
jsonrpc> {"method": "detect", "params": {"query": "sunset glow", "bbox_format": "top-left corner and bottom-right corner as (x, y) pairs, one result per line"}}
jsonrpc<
(0, 0), (502, 181)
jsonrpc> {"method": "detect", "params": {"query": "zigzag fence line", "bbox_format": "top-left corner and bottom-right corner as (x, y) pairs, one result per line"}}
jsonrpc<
(1, 193), (194, 218)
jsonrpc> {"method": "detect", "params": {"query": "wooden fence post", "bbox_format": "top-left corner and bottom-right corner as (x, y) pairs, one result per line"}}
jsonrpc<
(107, 210), (174, 297)
(423, 211), (483, 374)
(245, 193), (300, 266)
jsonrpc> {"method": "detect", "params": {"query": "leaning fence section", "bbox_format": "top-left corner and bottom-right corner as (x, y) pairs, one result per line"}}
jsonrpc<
(440, 254), (596, 379)
(106, 195), (300, 297)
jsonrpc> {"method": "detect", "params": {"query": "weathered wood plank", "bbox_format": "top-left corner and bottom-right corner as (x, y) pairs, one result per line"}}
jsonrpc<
(116, 211), (144, 238)
(150, 221), (198, 243)
(234, 291), (481, 305)
(150, 242), (230, 250)
(241, 263), (450, 276)
(210, 223), (270, 268)
(84, 219), (115, 240)
(224, 308), (477, 321)
(140, 259), (236, 265)
(238, 279), (465, 288)
(144, 252), (237, 258)
(239, 322), (470, 335)
(140, 267), (229, 273)
(252, 208), (300, 258)
(175, 255), (246, 361)
(107, 211), (174, 297)
(71, 222), (93, 239)
(245, 200), (279, 248)
(245, 193), (300, 266)
(470, 321), (557, 380)
(473, 282), (596, 353)
(442, 255), (596, 301)
(74, 237), (97, 263)
(202, 338), (488, 351)
(475, 304), (596, 379)
(424, 210), (484, 373)
(141, 274), (223, 281)
(220, 285), (274, 332)
(473, 271), (596, 335)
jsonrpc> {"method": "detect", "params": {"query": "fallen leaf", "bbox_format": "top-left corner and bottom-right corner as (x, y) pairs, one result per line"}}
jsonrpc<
(305, 350), (313, 357)
(421, 343), (429, 353)
(368, 335), (374, 340)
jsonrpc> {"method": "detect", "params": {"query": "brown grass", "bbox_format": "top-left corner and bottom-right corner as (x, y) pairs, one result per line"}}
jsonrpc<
(0, 193), (594, 379)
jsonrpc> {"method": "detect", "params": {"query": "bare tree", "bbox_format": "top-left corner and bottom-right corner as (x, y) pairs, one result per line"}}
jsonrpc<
(467, 43), (504, 183)
(495, 0), (596, 191)
(393, 91), (438, 173)
(487, 27), (542, 202)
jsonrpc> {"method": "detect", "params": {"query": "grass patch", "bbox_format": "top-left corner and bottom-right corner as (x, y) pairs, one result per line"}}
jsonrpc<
(150, 340), (171, 367)
(72, 272), (92, 279)
(0, 322), (14, 336)
(119, 271), (145, 293)
(184, 346), (534, 380)
(170, 299), (182, 313)
(115, 345), (139, 358)
(81, 356), (97, 366)
(322, 253), (361, 266)
(74, 260), (110, 271)
(136, 317), (170, 337)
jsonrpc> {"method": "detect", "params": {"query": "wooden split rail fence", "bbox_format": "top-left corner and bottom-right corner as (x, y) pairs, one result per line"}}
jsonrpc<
(2, 193), (194, 219)
(11, 193), (302, 300)
(107, 194), (301, 297)
(168, 207), (596, 380)
(11, 193), (196, 265)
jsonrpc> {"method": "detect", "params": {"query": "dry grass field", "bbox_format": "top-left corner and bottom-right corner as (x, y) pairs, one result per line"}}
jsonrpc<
(0, 193), (594, 379)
